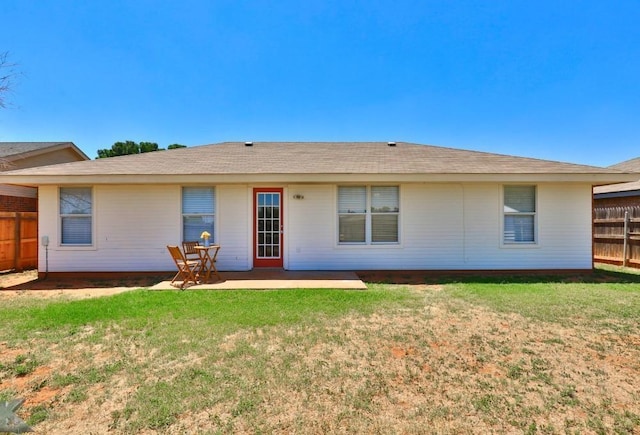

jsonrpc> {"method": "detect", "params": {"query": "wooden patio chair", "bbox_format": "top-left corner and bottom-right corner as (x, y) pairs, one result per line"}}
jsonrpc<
(182, 241), (201, 261)
(167, 245), (200, 289)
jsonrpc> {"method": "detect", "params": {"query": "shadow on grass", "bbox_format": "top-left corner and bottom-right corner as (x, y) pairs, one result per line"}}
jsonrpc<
(356, 265), (640, 285)
(1, 271), (173, 291)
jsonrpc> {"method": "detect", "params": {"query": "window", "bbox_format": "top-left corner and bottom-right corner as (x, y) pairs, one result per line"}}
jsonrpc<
(338, 186), (399, 244)
(503, 185), (536, 243)
(60, 187), (92, 245)
(182, 187), (215, 242)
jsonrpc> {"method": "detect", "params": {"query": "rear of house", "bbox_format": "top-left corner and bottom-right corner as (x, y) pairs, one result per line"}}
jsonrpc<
(0, 142), (634, 275)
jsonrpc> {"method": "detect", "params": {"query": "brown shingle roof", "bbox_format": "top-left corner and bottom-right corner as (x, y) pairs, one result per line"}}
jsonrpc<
(0, 141), (623, 176)
(593, 157), (640, 195)
(0, 142), (89, 160)
(594, 180), (640, 195)
(609, 157), (640, 173)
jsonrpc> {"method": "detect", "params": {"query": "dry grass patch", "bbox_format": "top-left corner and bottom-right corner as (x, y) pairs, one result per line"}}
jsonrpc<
(0, 276), (639, 434)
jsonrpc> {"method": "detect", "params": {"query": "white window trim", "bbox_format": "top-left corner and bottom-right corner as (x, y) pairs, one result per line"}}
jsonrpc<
(337, 185), (401, 246)
(58, 186), (96, 249)
(501, 184), (539, 248)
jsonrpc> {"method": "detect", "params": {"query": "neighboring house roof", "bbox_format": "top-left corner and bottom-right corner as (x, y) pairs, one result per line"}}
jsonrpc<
(609, 157), (640, 173)
(0, 141), (89, 161)
(594, 180), (640, 197)
(0, 141), (90, 175)
(594, 156), (640, 197)
(0, 141), (635, 186)
(0, 142), (90, 195)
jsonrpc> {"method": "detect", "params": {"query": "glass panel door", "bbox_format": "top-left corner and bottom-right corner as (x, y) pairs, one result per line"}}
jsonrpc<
(254, 189), (283, 267)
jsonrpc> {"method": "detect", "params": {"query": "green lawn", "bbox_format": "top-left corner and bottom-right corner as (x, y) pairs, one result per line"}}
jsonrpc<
(1, 271), (639, 434)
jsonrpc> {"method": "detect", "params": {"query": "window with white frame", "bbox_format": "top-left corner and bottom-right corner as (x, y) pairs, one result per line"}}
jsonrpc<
(60, 187), (93, 245)
(338, 186), (399, 244)
(182, 187), (215, 242)
(503, 185), (536, 244)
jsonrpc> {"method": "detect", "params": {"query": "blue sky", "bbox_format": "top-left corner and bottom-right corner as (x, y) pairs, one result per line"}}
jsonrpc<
(1, 0), (638, 165)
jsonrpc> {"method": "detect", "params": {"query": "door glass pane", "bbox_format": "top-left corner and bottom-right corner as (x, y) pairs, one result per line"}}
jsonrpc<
(256, 192), (281, 259)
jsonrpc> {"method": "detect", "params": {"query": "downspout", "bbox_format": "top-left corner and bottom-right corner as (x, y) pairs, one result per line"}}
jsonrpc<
(44, 243), (49, 279)
(460, 183), (466, 264)
(623, 210), (629, 267)
(41, 235), (49, 280)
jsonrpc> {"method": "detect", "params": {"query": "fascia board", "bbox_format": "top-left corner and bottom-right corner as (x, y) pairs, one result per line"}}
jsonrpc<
(0, 172), (637, 186)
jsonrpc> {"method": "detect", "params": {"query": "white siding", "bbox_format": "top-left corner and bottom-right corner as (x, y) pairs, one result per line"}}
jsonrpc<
(286, 183), (593, 270)
(38, 182), (594, 272)
(217, 185), (250, 271)
(39, 185), (182, 272)
(286, 185), (336, 269)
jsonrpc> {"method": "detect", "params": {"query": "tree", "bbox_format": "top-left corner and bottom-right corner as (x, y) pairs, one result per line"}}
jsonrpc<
(97, 141), (142, 158)
(139, 141), (161, 153)
(0, 51), (20, 109)
(168, 143), (187, 149)
(96, 141), (187, 158)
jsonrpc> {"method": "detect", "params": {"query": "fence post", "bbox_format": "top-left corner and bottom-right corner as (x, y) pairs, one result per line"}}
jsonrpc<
(623, 210), (629, 267)
(13, 212), (21, 271)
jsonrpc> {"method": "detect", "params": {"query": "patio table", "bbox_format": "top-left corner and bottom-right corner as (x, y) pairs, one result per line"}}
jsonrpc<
(194, 245), (221, 283)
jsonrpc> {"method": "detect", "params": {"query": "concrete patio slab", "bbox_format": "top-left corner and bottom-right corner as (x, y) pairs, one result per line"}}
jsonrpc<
(150, 270), (367, 290)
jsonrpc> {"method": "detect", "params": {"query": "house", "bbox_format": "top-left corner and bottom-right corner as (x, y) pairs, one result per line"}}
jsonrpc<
(593, 157), (640, 208)
(0, 142), (89, 212)
(0, 141), (634, 276)
(593, 157), (640, 268)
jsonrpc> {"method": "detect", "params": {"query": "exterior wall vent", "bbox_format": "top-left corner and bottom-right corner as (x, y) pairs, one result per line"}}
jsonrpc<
(245, 142), (253, 147)
(387, 142), (396, 147)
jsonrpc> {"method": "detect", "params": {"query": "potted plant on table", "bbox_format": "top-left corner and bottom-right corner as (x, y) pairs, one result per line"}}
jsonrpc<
(200, 231), (211, 247)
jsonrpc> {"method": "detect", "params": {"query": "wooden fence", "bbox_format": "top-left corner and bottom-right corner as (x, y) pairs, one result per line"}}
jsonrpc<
(0, 212), (38, 271)
(593, 205), (640, 268)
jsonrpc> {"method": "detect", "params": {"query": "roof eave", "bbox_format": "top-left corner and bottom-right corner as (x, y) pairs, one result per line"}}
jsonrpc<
(0, 172), (635, 186)
(6, 142), (90, 162)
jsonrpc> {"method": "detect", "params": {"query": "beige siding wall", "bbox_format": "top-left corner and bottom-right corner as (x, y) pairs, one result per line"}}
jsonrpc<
(217, 185), (250, 270)
(38, 182), (593, 272)
(38, 184), (252, 272)
(39, 185), (181, 272)
(286, 183), (592, 270)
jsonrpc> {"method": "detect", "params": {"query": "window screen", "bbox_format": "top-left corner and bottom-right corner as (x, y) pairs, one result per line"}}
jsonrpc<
(60, 187), (92, 245)
(338, 186), (366, 242)
(338, 186), (399, 244)
(182, 187), (215, 242)
(504, 185), (536, 243)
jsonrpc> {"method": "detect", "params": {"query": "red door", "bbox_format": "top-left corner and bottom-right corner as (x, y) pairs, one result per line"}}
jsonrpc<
(253, 188), (283, 268)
